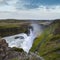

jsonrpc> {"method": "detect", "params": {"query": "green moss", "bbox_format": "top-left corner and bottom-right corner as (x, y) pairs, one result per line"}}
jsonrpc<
(12, 47), (24, 52)
(30, 21), (60, 60)
(10, 58), (18, 60)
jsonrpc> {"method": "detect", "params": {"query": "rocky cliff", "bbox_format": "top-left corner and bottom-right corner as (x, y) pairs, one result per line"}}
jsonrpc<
(0, 23), (30, 37)
(0, 39), (44, 60)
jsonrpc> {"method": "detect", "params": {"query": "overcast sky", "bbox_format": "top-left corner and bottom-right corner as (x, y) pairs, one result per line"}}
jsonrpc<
(0, 0), (60, 20)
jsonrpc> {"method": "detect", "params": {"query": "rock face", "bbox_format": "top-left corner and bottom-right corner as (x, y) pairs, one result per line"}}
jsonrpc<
(0, 39), (44, 60)
(0, 26), (28, 37)
(0, 39), (9, 60)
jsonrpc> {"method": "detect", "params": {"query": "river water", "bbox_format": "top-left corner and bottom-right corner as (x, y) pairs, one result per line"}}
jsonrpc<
(2, 23), (43, 53)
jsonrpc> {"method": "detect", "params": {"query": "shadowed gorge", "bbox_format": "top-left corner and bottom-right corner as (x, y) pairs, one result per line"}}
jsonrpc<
(0, 20), (60, 60)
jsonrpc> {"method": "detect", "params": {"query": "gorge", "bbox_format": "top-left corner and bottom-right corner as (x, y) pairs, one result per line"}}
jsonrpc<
(2, 23), (43, 53)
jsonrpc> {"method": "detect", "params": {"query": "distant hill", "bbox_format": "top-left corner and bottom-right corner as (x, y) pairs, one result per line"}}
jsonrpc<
(0, 19), (52, 23)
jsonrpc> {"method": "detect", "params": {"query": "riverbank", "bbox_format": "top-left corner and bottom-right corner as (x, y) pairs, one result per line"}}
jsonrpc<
(0, 22), (30, 37)
(30, 20), (60, 60)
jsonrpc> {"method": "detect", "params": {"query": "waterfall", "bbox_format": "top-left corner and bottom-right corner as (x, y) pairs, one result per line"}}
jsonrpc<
(2, 23), (43, 53)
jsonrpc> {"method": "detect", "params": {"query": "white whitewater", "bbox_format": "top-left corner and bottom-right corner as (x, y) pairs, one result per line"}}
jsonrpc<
(3, 23), (43, 53)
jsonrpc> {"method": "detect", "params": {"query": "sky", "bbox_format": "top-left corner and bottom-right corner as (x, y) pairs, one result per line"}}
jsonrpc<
(0, 0), (60, 20)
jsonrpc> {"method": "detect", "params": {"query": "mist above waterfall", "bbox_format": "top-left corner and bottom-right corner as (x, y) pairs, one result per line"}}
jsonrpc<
(3, 23), (43, 53)
(21, 23), (43, 53)
(31, 23), (43, 36)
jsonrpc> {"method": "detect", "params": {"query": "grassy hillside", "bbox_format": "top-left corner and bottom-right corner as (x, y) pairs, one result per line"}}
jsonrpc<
(30, 20), (60, 60)
(0, 21), (30, 37)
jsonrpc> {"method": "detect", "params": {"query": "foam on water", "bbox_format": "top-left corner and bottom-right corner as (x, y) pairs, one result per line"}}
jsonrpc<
(3, 23), (43, 53)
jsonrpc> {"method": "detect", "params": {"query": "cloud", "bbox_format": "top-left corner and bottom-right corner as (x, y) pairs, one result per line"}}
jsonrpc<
(0, 0), (60, 19)
(0, 0), (60, 10)
(16, 0), (60, 9)
(0, 6), (60, 20)
(16, 0), (40, 9)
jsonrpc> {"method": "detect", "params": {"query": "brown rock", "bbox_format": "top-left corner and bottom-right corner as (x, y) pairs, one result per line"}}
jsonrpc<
(0, 39), (9, 60)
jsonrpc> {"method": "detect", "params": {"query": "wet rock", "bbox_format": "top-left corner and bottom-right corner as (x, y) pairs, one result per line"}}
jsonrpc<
(0, 39), (9, 60)
(14, 36), (24, 39)
(0, 39), (44, 60)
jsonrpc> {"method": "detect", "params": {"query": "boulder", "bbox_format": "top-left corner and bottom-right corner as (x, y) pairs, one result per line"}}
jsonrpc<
(0, 39), (9, 60)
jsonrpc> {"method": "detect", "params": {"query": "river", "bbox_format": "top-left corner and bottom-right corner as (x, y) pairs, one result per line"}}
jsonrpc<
(2, 23), (43, 53)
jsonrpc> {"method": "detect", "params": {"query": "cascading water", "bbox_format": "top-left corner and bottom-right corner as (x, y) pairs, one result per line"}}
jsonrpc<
(2, 23), (43, 53)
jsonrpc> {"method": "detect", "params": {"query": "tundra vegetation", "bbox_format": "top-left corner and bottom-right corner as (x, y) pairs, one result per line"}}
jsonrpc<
(30, 20), (60, 60)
